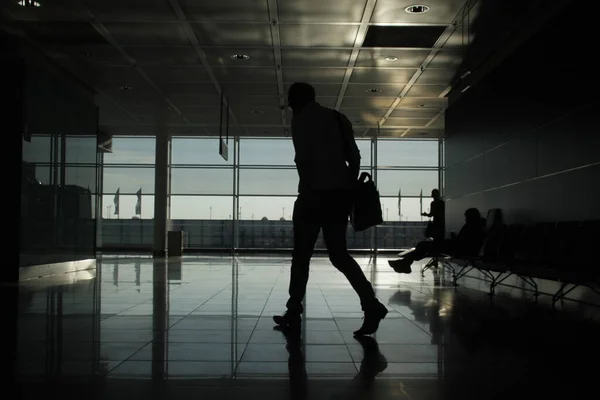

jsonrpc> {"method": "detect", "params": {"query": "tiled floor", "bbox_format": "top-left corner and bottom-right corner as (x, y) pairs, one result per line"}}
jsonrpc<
(10, 254), (600, 399)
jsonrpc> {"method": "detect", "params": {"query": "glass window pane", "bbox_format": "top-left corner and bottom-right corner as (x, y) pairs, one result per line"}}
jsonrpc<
(104, 137), (155, 165)
(170, 168), (233, 195)
(170, 196), (233, 220)
(103, 167), (155, 194)
(240, 139), (295, 166)
(66, 166), (97, 193)
(357, 139), (371, 167)
(101, 218), (155, 247)
(101, 195), (155, 219)
(238, 196), (296, 221)
(379, 197), (428, 222)
(377, 140), (438, 167)
(376, 170), (439, 196)
(65, 135), (97, 164)
(22, 135), (52, 164)
(171, 137), (232, 165)
(239, 168), (298, 195)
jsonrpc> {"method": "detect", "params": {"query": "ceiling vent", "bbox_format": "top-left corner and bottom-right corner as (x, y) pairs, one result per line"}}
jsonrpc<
(18, 21), (109, 45)
(362, 25), (446, 48)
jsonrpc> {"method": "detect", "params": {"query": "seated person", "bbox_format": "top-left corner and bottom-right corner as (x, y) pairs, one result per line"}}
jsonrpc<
(389, 208), (486, 274)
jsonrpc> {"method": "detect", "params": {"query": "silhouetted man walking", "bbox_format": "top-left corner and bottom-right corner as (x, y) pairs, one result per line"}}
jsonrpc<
(273, 82), (387, 335)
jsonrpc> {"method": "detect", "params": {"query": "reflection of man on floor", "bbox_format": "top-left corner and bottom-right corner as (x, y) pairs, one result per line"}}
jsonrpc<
(389, 208), (486, 274)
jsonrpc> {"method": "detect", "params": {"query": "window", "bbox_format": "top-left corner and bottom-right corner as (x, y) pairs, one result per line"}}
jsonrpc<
(103, 167), (155, 194)
(170, 168), (234, 195)
(171, 137), (232, 165)
(377, 139), (438, 167)
(104, 137), (155, 165)
(240, 139), (295, 166)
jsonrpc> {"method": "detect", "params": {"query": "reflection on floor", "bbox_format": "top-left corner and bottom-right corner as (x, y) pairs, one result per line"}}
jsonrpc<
(13, 255), (600, 399)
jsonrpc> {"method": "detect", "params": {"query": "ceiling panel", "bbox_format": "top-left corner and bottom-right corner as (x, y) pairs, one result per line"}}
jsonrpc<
(371, 0), (467, 24)
(284, 83), (341, 97)
(163, 83), (219, 96)
(46, 45), (127, 65)
(234, 111), (283, 125)
(204, 47), (275, 67)
(282, 68), (347, 84)
(405, 84), (448, 97)
(316, 97), (338, 108)
(96, 95), (140, 126)
(103, 22), (190, 46)
(345, 84), (405, 97)
(280, 24), (359, 47)
(427, 50), (463, 69)
(168, 94), (222, 107)
(213, 66), (277, 82)
(103, 82), (164, 107)
(278, 0), (366, 23)
(142, 66), (211, 82)
(282, 49), (352, 67)
(355, 49), (430, 68)
(85, 65), (145, 86)
(384, 117), (432, 127)
(339, 108), (388, 119)
(341, 97), (398, 108)
(126, 46), (200, 65)
(179, 0), (270, 22)
(227, 95), (281, 108)
(417, 68), (456, 84)
(369, 129), (407, 138)
(223, 83), (279, 97)
(192, 23), (273, 46)
(399, 97), (448, 108)
(84, 0), (178, 22)
(5, 0), (87, 21)
(390, 108), (442, 118)
(349, 68), (416, 84)
(245, 127), (288, 137)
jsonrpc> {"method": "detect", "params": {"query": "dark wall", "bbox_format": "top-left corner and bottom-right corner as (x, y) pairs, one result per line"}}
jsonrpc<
(16, 38), (100, 269)
(444, 2), (600, 231)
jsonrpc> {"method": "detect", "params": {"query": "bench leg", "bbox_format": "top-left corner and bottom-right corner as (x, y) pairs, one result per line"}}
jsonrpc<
(517, 275), (539, 299)
(453, 264), (474, 287)
(421, 258), (438, 277)
(486, 271), (513, 297)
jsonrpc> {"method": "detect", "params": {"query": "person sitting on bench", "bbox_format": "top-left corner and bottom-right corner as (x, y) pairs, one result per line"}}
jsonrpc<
(389, 208), (486, 274)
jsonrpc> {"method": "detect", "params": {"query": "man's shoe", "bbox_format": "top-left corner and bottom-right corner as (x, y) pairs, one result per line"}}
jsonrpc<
(388, 259), (412, 274)
(273, 312), (301, 328)
(353, 303), (388, 336)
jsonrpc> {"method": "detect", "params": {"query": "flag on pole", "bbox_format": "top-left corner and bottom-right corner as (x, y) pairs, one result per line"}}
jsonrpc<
(114, 188), (120, 215)
(135, 188), (142, 215)
(419, 189), (423, 218)
(397, 188), (402, 217)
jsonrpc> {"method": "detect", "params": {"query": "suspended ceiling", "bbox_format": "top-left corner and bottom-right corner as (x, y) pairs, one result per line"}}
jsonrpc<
(2, 0), (483, 138)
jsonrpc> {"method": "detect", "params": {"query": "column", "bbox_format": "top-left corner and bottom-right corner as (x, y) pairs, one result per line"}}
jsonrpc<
(153, 127), (169, 258)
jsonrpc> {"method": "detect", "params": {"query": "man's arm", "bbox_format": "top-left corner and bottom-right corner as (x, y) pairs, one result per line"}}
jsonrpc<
(337, 112), (361, 182)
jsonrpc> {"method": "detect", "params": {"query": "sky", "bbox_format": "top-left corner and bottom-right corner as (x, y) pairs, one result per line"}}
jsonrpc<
(24, 135), (440, 222)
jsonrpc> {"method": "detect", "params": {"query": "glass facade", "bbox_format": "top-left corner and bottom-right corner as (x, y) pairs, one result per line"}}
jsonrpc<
(99, 136), (440, 251)
(21, 134), (99, 267)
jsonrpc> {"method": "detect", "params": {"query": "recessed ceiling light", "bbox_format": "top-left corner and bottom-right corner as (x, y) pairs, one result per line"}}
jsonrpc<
(231, 54), (250, 60)
(17, 0), (41, 6)
(120, 85), (132, 90)
(384, 56), (398, 62)
(405, 5), (430, 14)
(366, 88), (382, 93)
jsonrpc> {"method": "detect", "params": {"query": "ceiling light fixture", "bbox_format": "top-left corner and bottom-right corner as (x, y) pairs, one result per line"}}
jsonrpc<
(366, 88), (382, 93)
(17, 0), (41, 6)
(405, 5), (430, 14)
(120, 85), (132, 90)
(384, 56), (398, 62)
(231, 54), (250, 61)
